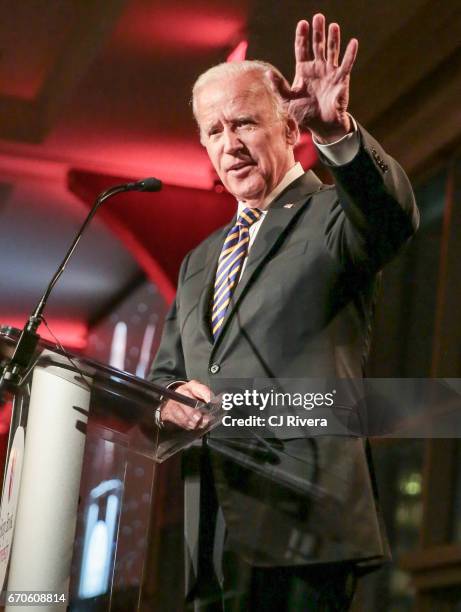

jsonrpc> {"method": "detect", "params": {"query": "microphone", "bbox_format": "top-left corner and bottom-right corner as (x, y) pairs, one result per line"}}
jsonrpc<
(0, 176), (162, 385)
(124, 177), (162, 192)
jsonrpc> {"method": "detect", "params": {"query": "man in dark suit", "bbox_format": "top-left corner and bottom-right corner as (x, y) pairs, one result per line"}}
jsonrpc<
(149, 13), (418, 611)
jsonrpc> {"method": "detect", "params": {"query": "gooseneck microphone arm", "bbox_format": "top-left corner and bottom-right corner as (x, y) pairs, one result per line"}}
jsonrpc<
(0, 176), (162, 385)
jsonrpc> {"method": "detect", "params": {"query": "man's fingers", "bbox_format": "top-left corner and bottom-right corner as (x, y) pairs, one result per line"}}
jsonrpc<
(294, 20), (310, 63)
(162, 401), (209, 430)
(187, 380), (210, 400)
(195, 411), (212, 429)
(176, 405), (197, 429)
(291, 75), (305, 94)
(327, 23), (340, 67)
(163, 402), (194, 429)
(338, 38), (358, 78)
(177, 405), (211, 430)
(312, 13), (326, 61)
(176, 379), (211, 403)
(184, 406), (208, 429)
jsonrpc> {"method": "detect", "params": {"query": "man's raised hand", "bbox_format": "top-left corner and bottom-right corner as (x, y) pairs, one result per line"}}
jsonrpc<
(268, 14), (358, 143)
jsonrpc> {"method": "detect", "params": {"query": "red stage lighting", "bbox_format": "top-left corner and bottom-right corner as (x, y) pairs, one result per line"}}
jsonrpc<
(227, 40), (248, 62)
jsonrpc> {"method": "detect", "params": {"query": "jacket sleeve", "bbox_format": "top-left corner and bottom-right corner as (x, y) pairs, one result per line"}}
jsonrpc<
(147, 252), (190, 388)
(318, 123), (420, 275)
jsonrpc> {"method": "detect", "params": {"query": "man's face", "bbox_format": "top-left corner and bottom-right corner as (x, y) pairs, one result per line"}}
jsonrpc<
(195, 72), (297, 206)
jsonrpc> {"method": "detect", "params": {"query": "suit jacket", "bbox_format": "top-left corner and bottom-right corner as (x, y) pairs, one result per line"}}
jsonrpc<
(149, 125), (419, 577)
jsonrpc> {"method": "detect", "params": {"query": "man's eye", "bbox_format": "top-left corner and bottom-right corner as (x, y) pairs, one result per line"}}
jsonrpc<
(236, 121), (256, 130)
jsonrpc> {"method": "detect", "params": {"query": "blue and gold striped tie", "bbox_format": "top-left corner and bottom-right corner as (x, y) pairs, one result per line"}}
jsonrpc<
(211, 207), (262, 340)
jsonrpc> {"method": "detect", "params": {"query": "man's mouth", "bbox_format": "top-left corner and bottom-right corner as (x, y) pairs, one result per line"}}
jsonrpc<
(227, 161), (256, 174)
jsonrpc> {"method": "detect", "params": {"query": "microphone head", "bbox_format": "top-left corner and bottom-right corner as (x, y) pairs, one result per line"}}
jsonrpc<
(133, 177), (162, 192)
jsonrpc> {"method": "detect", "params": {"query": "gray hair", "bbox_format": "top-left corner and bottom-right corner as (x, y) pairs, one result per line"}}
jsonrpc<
(191, 60), (292, 125)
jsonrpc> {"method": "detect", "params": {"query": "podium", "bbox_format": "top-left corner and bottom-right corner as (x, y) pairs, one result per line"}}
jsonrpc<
(0, 327), (221, 611)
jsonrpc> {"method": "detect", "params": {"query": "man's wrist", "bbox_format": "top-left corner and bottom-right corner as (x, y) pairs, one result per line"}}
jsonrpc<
(313, 115), (360, 166)
(309, 115), (352, 144)
(154, 380), (187, 429)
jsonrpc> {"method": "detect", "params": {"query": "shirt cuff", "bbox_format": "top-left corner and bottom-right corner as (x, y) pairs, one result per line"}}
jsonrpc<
(167, 380), (187, 390)
(313, 115), (360, 166)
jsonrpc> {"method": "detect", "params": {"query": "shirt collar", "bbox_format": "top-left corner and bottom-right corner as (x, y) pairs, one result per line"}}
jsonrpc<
(237, 162), (304, 215)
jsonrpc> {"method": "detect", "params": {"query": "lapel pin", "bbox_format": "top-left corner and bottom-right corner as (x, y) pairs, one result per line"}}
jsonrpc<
(283, 203), (295, 209)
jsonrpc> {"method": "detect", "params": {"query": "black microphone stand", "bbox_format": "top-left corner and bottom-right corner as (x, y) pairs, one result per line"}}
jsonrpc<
(0, 177), (161, 386)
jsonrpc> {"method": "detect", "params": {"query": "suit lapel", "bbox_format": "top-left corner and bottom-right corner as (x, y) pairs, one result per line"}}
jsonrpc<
(211, 171), (323, 350)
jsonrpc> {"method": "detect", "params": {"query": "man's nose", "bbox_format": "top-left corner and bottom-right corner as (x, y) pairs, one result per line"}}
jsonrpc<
(222, 128), (242, 154)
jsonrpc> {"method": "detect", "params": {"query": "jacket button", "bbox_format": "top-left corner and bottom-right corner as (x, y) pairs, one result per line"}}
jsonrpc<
(209, 363), (220, 374)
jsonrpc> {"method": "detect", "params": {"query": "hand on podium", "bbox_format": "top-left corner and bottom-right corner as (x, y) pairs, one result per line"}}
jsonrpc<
(159, 379), (212, 430)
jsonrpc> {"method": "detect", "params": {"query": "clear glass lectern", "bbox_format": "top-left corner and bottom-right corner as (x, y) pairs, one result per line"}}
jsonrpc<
(0, 327), (221, 611)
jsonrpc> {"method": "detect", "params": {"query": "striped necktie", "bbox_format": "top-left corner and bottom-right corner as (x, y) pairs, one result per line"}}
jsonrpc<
(211, 207), (262, 340)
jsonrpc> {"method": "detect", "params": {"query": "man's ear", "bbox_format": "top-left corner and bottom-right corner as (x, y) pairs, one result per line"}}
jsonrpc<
(285, 116), (299, 146)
